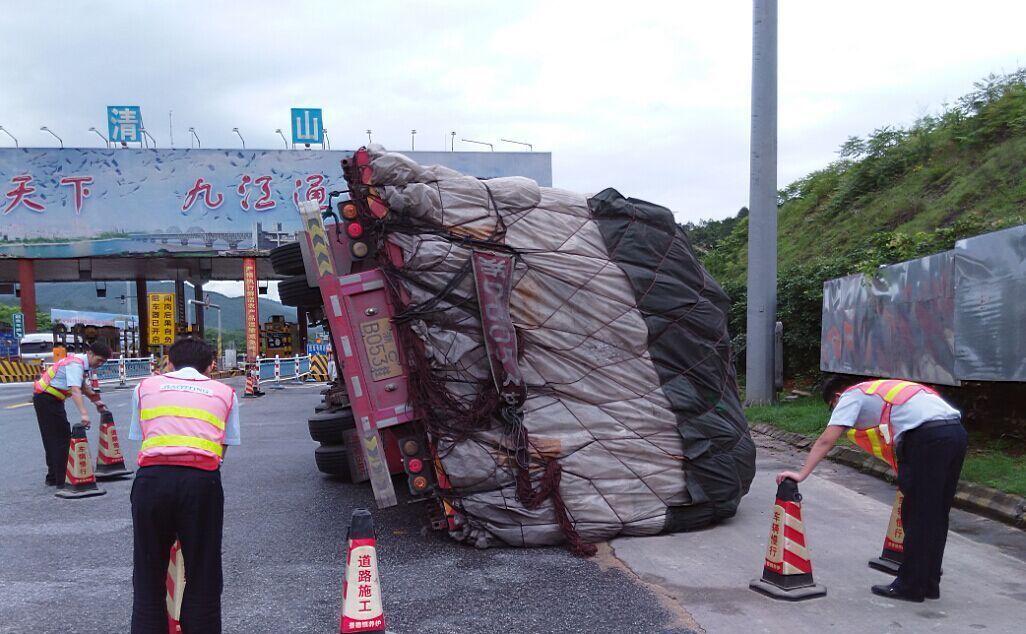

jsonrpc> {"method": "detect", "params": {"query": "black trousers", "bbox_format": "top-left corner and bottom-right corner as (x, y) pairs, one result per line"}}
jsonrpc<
(32, 392), (71, 485)
(895, 421), (968, 597)
(131, 465), (224, 634)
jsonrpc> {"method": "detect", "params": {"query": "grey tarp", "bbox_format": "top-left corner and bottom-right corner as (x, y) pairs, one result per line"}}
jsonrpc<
(361, 146), (755, 549)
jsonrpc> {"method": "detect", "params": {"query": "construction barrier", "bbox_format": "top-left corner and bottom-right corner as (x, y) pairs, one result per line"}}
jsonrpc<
(0, 358), (43, 383)
(310, 354), (330, 381)
(55, 424), (107, 499)
(869, 491), (905, 574)
(749, 478), (826, 601)
(340, 508), (386, 634)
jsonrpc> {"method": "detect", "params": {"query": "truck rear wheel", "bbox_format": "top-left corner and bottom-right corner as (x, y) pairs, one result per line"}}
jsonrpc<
(269, 242), (306, 276)
(279, 275), (323, 307)
(308, 408), (356, 444)
(314, 444), (353, 480)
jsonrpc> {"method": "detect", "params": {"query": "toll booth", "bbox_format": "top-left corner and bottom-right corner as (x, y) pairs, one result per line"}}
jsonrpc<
(51, 309), (140, 358)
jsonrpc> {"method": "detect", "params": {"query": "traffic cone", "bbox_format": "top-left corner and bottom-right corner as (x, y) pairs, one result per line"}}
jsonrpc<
(94, 409), (133, 480)
(340, 509), (386, 634)
(749, 478), (826, 600)
(55, 424), (107, 499)
(869, 491), (905, 575)
(166, 539), (185, 634)
(91, 372), (102, 394)
(243, 368), (260, 398)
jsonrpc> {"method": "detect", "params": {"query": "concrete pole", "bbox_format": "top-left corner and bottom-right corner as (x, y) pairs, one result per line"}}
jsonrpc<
(745, 0), (778, 405)
(136, 278), (148, 354)
(17, 259), (37, 332)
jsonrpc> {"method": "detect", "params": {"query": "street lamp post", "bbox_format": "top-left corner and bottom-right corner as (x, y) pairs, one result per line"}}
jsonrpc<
(40, 126), (63, 148)
(188, 127), (201, 149)
(366, 129), (372, 144)
(411, 129), (416, 151)
(0, 125), (18, 147)
(233, 127), (246, 149)
(142, 128), (156, 148)
(461, 138), (493, 151)
(275, 128), (289, 149)
(500, 138), (533, 151)
(88, 127), (110, 148)
(450, 131), (456, 152)
(323, 128), (330, 151)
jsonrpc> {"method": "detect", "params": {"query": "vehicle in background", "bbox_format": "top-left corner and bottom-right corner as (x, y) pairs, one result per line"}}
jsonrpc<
(18, 332), (55, 362)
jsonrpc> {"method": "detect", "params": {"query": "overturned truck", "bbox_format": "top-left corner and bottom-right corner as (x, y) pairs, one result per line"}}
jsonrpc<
(276, 147), (755, 553)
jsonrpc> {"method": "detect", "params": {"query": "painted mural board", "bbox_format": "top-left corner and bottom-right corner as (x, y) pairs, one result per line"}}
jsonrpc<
(0, 148), (552, 260)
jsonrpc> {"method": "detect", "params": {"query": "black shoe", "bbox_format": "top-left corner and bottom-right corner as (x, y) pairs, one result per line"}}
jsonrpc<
(872, 583), (925, 603)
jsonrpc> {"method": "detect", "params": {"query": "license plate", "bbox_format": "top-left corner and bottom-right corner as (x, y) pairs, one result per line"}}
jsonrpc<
(359, 318), (402, 381)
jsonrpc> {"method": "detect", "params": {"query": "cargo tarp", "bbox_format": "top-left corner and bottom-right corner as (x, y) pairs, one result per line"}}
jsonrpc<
(361, 146), (755, 550)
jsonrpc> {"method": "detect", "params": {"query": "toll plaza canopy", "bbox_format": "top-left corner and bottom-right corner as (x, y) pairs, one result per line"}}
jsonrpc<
(0, 148), (552, 283)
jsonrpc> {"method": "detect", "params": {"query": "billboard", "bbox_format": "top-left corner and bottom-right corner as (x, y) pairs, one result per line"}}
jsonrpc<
(0, 148), (552, 259)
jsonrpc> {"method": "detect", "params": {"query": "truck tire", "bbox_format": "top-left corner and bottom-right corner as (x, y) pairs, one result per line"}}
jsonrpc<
(308, 408), (356, 444)
(314, 444), (352, 480)
(279, 275), (322, 307)
(269, 242), (306, 276)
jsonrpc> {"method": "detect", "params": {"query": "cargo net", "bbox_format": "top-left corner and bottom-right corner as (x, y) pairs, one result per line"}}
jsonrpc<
(353, 147), (756, 555)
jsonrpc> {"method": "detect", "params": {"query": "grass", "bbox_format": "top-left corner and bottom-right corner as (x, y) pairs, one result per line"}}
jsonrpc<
(746, 398), (1026, 497)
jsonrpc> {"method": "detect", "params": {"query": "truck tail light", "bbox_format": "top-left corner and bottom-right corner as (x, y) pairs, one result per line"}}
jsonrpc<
(407, 458), (424, 473)
(351, 242), (369, 258)
(411, 475), (429, 492)
(339, 201), (359, 219)
(346, 222), (364, 239)
(399, 434), (434, 496)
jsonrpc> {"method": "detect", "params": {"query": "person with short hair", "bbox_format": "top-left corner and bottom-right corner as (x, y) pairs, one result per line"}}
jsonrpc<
(128, 337), (240, 633)
(777, 375), (967, 602)
(32, 340), (111, 487)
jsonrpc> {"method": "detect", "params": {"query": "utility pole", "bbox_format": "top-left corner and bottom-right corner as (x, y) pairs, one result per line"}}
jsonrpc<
(745, 0), (778, 405)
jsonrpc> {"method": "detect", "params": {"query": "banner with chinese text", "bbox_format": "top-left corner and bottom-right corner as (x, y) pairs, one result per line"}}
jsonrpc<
(243, 258), (259, 363)
(0, 148), (552, 259)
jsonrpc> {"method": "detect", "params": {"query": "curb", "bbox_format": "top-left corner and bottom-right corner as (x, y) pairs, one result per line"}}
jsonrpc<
(750, 423), (1026, 530)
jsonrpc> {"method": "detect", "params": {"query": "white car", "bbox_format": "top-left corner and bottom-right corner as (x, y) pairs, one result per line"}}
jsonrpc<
(18, 332), (55, 362)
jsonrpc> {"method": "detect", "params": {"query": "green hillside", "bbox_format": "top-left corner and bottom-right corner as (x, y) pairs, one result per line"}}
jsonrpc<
(694, 70), (1026, 380)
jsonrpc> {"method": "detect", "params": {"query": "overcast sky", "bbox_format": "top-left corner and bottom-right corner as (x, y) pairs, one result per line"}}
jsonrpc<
(3, 1), (1025, 232)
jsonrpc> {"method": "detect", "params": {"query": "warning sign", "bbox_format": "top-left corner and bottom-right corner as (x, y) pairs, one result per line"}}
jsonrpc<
(148, 293), (176, 346)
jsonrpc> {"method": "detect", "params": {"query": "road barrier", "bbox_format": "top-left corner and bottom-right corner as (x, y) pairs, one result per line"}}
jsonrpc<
(245, 355), (313, 390)
(0, 358), (42, 383)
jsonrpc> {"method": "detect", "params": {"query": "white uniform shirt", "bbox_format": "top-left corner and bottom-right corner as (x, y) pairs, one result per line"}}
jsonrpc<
(47, 353), (89, 390)
(827, 387), (960, 443)
(129, 367), (241, 445)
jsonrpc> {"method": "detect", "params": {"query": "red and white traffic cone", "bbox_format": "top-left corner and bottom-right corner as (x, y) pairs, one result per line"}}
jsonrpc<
(869, 491), (905, 574)
(55, 424), (107, 499)
(166, 539), (185, 634)
(242, 367), (261, 398)
(749, 478), (826, 600)
(94, 409), (133, 480)
(340, 509), (385, 634)
(90, 372), (102, 394)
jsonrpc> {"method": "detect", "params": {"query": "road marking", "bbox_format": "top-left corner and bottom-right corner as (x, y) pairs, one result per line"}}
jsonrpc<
(4, 402), (33, 409)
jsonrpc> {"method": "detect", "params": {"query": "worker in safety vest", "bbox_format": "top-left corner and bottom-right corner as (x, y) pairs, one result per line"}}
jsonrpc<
(31, 340), (111, 487)
(777, 376), (966, 603)
(128, 337), (240, 633)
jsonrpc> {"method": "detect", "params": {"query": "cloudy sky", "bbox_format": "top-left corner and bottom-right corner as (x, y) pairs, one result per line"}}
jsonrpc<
(3, 0), (1025, 230)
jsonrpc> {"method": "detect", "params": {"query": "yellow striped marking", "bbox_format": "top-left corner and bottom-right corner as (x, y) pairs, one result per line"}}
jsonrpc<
(140, 406), (226, 431)
(4, 401), (33, 409)
(141, 435), (223, 456)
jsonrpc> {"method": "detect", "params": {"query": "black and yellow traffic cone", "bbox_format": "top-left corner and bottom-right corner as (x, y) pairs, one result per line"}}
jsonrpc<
(167, 539), (185, 634)
(55, 424), (107, 499)
(749, 478), (826, 600)
(94, 409), (133, 480)
(869, 491), (905, 575)
(340, 508), (385, 634)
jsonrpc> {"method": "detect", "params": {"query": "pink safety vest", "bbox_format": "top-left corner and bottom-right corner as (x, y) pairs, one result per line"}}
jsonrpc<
(843, 379), (939, 472)
(34, 355), (87, 400)
(136, 374), (234, 471)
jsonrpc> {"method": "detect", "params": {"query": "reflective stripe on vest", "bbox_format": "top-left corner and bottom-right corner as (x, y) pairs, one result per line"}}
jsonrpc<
(844, 379), (937, 472)
(136, 374), (233, 469)
(141, 434), (224, 457)
(33, 355), (86, 400)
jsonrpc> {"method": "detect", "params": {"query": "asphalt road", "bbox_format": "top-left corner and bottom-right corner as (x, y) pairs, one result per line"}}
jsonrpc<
(2, 379), (1024, 633)
(0, 379), (691, 634)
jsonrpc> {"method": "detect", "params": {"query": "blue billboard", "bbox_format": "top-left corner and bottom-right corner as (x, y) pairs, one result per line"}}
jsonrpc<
(0, 148), (553, 259)
(291, 108), (323, 145)
(107, 106), (143, 144)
